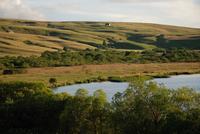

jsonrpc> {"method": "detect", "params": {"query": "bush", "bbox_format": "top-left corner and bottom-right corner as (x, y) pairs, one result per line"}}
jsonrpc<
(2, 69), (27, 75)
(3, 69), (14, 75)
(0, 49), (200, 68)
(49, 78), (57, 87)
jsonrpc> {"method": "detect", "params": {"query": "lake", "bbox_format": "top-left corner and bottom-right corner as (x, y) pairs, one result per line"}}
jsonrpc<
(54, 82), (129, 100)
(153, 74), (200, 90)
(54, 74), (200, 101)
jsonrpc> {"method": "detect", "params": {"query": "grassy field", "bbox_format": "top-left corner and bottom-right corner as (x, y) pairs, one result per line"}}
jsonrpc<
(1, 62), (200, 86)
(0, 19), (200, 56)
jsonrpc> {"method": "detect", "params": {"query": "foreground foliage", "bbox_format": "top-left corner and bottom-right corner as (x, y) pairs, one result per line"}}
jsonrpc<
(0, 81), (200, 134)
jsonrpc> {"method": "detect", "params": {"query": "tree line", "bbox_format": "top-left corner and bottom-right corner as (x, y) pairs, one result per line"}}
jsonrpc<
(1, 81), (200, 134)
(1, 48), (200, 70)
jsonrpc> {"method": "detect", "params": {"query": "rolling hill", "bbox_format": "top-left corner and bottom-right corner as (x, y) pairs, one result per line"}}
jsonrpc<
(0, 18), (200, 56)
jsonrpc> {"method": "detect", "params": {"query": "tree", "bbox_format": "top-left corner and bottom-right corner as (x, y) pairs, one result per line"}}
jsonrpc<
(0, 82), (59, 134)
(102, 40), (108, 49)
(63, 46), (69, 51)
(94, 53), (106, 62)
(1, 80), (200, 134)
(90, 90), (108, 134)
(75, 88), (89, 97)
(60, 89), (92, 134)
(93, 89), (107, 107)
(156, 34), (168, 46)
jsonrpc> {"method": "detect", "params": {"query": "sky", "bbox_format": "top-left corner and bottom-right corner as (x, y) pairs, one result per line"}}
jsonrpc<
(0, 0), (200, 28)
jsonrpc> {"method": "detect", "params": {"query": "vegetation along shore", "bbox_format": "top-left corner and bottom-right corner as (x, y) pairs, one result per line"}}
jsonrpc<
(1, 62), (200, 87)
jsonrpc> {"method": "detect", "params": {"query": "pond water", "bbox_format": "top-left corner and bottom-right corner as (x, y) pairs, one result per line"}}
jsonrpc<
(54, 74), (200, 101)
(54, 82), (129, 101)
(153, 74), (200, 90)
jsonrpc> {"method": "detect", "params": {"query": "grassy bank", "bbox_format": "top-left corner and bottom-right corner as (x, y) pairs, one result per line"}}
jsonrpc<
(1, 62), (200, 87)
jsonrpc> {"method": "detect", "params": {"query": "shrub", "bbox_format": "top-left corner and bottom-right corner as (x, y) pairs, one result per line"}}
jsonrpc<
(3, 69), (14, 75)
(2, 69), (27, 75)
(49, 78), (57, 87)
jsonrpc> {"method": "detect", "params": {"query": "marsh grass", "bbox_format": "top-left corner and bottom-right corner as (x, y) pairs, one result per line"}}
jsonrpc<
(1, 62), (200, 87)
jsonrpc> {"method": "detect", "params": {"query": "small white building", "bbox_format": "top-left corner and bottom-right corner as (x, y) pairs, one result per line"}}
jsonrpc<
(105, 23), (111, 27)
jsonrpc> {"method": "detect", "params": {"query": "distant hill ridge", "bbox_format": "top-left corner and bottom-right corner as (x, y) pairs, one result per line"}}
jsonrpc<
(0, 18), (200, 56)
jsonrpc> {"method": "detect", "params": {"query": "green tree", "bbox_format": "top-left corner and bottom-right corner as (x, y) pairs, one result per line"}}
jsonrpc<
(63, 46), (69, 51)
(75, 88), (89, 97)
(90, 90), (108, 134)
(60, 89), (92, 134)
(156, 34), (168, 46)
(102, 40), (108, 49)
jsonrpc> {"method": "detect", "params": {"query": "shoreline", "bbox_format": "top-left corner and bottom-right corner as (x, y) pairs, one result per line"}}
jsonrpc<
(53, 71), (200, 88)
(1, 62), (200, 87)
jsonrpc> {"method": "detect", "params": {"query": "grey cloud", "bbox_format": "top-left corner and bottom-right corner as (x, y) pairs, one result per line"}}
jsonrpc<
(0, 0), (45, 20)
(107, 0), (186, 3)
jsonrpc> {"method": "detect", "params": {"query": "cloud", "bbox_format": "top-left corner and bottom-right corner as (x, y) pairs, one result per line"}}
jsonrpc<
(102, 0), (200, 27)
(0, 0), (199, 28)
(0, 0), (45, 20)
(107, 0), (181, 3)
(164, 0), (200, 27)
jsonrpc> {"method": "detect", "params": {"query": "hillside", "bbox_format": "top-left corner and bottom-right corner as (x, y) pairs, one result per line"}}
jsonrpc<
(0, 18), (200, 56)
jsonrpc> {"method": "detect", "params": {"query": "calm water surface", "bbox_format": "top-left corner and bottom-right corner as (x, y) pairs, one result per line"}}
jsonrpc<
(54, 82), (129, 100)
(54, 74), (200, 100)
(153, 74), (200, 90)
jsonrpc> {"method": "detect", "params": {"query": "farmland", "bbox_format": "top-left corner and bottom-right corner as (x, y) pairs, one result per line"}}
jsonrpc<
(0, 19), (200, 56)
